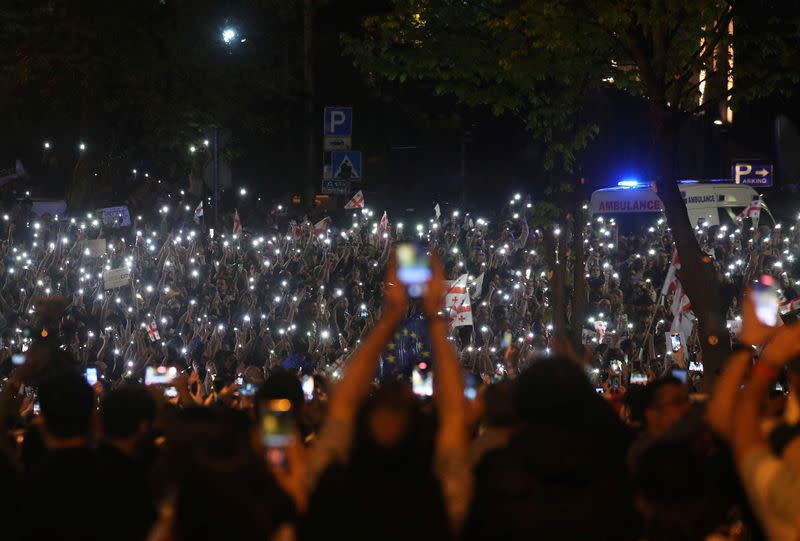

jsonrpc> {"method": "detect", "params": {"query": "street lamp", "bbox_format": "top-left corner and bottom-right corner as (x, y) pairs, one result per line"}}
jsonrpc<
(43, 141), (51, 150)
(222, 28), (237, 44)
(78, 142), (86, 152)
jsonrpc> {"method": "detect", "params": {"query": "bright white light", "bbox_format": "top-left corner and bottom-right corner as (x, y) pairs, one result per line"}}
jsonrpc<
(222, 28), (237, 44)
(78, 142), (86, 151)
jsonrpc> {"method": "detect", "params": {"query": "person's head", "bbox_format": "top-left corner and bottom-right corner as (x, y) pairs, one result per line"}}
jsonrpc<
(482, 380), (519, 429)
(255, 368), (304, 414)
(635, 441), (718, 541)
(162, 408), (281, 541)
(38, 370), (95, 442)
(100, 385), (156, 442)
(642, 377), (691, 438)
(354, 382), (427, 468)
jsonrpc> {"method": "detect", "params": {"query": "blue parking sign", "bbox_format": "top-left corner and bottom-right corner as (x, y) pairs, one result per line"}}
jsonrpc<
(732, 161), (773, 187)
(324, 107), (353, 137)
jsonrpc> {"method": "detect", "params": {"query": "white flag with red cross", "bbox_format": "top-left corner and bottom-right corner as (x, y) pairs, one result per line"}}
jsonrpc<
(737, 198), (762, 223)
(313, 217), (331, 236)
(147, 321), (161, 342)
(233, 209), (242, 235)
(444, 274), (473, 329)
(344, 190), (365, 209)
(193, 201), (203, 224)
(661, 248), (681, 296)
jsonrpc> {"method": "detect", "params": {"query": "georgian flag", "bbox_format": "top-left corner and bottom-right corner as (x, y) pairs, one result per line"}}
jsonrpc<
(379, 211), (390, 233)
(193, 201), (203, 224)
(444, 274), (473, 329)
(345, 190), (364, 209)
(737, 198), (761, 222)
(233, 209), (242, 234)
(147, 321), (161, 343)
(313, 217), (331, 236)
(669, 282), (694, 336)
(661, 249), (680, 296)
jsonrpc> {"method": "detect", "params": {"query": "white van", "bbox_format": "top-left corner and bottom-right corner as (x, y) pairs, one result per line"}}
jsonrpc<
(590, 181), (772, 226)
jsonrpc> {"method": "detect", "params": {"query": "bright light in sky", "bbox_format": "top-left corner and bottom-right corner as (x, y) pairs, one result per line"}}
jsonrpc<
(222, 28), (237, 44)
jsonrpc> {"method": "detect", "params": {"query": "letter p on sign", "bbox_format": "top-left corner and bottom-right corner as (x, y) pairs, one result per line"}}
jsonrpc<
(324, 107), (352, 137)
(734, 163), (751, 184)
(330, 111), (346, 130)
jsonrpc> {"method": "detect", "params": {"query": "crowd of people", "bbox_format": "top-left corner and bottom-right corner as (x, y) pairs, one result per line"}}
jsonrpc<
(1, 177), (800, 540)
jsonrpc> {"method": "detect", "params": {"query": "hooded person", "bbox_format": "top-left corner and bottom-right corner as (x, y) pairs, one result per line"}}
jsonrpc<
(464, 356), (639, 541)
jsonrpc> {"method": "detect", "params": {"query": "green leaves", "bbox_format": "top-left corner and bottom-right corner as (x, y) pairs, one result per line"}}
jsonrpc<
(344, 0), (800, 179)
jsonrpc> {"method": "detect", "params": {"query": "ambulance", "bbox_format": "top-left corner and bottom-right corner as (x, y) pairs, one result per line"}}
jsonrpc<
(590, 180), (772, 226)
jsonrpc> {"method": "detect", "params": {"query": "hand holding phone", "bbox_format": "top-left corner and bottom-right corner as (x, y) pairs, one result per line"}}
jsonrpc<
(395, 242), (432, 298)
(260, 399), (296, 470)
(753, 274), (779, 327)
(145, 366), (178, 385)
(412, 364), (433, 397)
(85, 367), (98, 386)
(670, 333), (682, 353)
(301, 375), (315, 401)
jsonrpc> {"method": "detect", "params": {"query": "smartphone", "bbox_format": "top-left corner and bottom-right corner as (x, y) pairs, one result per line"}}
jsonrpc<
(360, 310), (370, 318)
(689, 361), (703, 372)
(144, 366), (178, 385)
(670, 333), (682, 353)
(85, 367), (98, 386)
(630, 372), (648, 385)
(396, 242), (432, 297)
(301, 375), (315, 401)
(464, 373), (478, 400)
(595, 387), (605, 394)
(501, 331), (513, 349)
(775, 382), (785, 392)
(412, 366), (433, 397)
(260, 399), (296, 469)
(235, 375), (244, 386)
(240, 383), (259, 397)
(609, 360), (621, 375)
(12, 353), (25, 366)
(164, 386), (178, 398)
(753, 274), (779, 327)
(32, 401), (40, 415)
(611, 376), (620, 391)
(671, 368), (688, 384)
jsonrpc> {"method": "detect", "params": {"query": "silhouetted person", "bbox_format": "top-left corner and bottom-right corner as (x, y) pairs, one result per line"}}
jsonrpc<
(96, 385), (158, 541)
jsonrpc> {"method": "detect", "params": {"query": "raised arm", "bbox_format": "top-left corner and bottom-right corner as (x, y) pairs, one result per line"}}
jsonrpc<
(327, 254), (407, 424)
(424, 254), (467, 452)
(733, 323), (800, 463)
(423, 253), (471, 534)
(707, 292), (768, 441)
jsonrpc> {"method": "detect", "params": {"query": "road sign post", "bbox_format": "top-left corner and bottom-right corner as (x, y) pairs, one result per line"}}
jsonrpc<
(323, 107), (359, 199)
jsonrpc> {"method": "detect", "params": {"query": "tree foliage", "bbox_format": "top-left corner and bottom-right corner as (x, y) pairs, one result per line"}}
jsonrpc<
(345, 0), (800, 172)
